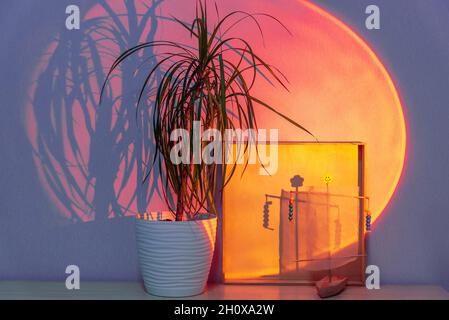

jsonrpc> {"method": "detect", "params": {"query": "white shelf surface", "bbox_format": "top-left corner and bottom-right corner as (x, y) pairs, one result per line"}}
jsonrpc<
(0, 282), (448, 300)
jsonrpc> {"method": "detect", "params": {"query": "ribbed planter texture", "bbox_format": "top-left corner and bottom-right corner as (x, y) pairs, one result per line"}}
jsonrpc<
(135, 212), (217, 297)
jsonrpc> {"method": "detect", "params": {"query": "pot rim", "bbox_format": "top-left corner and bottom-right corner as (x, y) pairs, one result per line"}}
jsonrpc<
(135, 212), (217, 223)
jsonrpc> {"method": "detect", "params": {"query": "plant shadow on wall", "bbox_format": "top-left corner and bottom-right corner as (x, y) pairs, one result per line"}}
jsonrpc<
(28, 0), (166, 224)
(28, 0), (313, 224)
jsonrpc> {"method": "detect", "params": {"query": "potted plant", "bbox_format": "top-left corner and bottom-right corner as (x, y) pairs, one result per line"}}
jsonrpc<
(101, 0), (312, 297)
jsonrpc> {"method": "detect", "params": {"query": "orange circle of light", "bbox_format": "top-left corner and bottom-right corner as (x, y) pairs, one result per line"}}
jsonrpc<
(26, 0), (406, 225)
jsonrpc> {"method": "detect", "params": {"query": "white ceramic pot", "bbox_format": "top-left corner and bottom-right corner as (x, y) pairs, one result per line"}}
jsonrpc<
(135, 212), (217, 297)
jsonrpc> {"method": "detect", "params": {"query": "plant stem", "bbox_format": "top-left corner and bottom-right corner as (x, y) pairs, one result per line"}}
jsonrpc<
(176, 167), (187, 221)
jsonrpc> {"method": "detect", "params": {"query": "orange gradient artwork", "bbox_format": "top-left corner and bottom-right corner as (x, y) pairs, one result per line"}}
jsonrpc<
(223, 143), (365, 280)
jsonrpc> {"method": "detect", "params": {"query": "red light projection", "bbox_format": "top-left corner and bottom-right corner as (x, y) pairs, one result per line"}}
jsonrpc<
(25, 0), (406, 224)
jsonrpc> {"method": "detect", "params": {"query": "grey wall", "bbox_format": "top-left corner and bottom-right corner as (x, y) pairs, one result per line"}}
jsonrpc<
(0, 0), (448, 289)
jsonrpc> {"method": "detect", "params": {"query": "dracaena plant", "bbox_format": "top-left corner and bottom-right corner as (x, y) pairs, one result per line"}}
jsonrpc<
(101, 1), (313, 221)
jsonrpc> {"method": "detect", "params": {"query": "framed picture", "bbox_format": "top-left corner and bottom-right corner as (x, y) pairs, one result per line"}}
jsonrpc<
(221, 142), (367, 285)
